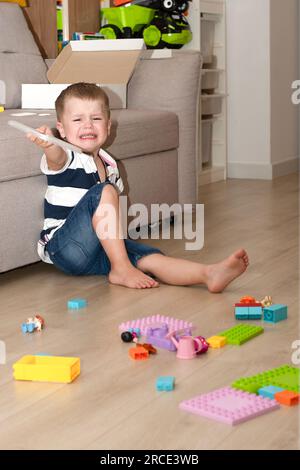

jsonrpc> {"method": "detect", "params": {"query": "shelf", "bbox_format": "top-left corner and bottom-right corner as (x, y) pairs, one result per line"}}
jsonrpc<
(200, 0), (224, 15)
(185, 0), (227, 185)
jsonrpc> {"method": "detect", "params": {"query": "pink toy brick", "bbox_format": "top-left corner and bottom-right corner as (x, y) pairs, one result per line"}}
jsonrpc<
(179, 386), (280, 425)
(119, 315), (193, 337)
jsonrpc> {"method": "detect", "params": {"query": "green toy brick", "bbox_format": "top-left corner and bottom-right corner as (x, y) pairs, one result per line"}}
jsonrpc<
(217, 324), (264, 345)
(232, 365), (300, 394)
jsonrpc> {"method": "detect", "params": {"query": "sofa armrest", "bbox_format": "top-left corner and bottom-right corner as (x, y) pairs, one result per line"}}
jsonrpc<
(128, 50), (202, 205)
(45, 58), (55, 70)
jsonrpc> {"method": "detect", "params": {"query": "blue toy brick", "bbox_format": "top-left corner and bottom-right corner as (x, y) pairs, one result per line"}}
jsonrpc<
(263, 304), (288, 323)
(27, 323), (35, 333)
(248, 306), (263, 319)
(258, 385), (285, 399)
(128, 327), (141, 337)
(235, 306), (249, 320)
(67, 298), (87, 309)
(21, 323), (35, 333)
(156, 376), (175, 391)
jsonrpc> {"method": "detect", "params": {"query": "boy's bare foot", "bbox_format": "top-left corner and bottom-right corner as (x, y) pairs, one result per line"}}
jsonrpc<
(206, 248), (249, 293)
(108, 264), (159, 289)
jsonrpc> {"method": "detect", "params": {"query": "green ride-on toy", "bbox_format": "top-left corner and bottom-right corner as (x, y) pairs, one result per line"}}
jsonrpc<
(100, 1), (192, 48)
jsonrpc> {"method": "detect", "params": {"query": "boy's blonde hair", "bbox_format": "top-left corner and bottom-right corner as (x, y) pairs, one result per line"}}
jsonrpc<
(55, 82), (110, 120)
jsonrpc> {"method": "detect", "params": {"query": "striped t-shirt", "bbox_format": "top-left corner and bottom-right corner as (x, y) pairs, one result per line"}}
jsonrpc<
(38, 148), (124, 264)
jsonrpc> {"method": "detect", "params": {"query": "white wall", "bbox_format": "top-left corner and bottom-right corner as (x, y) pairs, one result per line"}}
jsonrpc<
(270, 0), (299, 165)
(226, 0), (299, 179)
(226, 0), (271, 178)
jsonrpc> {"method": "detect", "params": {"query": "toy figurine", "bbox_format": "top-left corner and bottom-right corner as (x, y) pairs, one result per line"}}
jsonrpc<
(21, 315), (45, 333)
(260, 295), (273, 307)
(33, 315), (45, 331)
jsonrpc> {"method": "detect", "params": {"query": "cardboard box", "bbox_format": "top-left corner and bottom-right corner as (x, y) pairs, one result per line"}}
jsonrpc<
(46, 39), (144, 108)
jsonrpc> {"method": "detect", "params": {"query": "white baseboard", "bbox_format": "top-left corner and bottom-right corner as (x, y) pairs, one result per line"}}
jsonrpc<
(227, 157), (299, 179)
(198, 166), (226, 186)
(272, 157), (300, 177)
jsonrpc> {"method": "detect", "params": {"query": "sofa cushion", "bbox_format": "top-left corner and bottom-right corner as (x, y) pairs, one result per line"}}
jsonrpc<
(0, 3), (48, 108)
(0, 108), (178, 182)
(0, 53), (49, 109)
(0, 3), (41, 54)
(107, 109), (178, 160)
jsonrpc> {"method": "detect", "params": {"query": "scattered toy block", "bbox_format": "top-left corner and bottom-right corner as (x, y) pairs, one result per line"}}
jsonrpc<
(129, 346), (149, 361)
(21, 315), (45, 333)
(263, 304), (288, 323)
(235, 306), (249, 320)
(248, 306), (263, 319)
(13, 355), (80, 383)
(179, 386), (279, 425)
(274, 390), (299, 406)
(206, 335), (227, 348)
(67, 298), (87, 309)
(139, 343), (157, 354)
(128, 327), (141, 337)
(232, 364), (300, 394)
(258, 385), (284, 399)
(156, 376), (175, 391)
(21, 322), (35, 333)
(146, 324), (178, 352)
(119, 315), (193, 337)
(234, 304), (262, 320)
(218, 324), (264, 345)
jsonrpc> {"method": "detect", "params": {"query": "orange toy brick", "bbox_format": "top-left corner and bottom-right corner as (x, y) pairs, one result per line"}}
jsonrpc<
(239, 296), (257, 304)
(129, 346), (149, 360)
(274, 390), (300, 406)
(113, 0), (129, 5)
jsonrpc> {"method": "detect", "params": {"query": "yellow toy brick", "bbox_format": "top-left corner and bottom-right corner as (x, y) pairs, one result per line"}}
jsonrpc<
(0, 106), (4, 113)
(207, 335), (227, 348)
(13, 355), (80, 383)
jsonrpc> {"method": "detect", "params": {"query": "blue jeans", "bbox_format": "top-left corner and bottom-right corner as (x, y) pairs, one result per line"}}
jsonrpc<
(46, 183), (163, 276)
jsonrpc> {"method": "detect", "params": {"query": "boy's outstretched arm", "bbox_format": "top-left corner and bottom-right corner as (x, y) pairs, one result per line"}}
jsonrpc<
(27, 125), (67, 171)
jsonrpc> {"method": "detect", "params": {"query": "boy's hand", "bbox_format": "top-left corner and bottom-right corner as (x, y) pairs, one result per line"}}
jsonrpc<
(26, 125), (55, 149)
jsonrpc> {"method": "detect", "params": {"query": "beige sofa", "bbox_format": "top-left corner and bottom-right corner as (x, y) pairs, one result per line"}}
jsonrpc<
(0, 3), (201, 273)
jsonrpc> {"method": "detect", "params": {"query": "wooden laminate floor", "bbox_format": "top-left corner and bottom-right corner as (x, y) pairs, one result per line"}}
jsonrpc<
(0, 174), (299, 450)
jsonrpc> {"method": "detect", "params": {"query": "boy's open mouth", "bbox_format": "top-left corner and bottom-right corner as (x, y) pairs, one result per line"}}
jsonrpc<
(79, 133), (97, 140)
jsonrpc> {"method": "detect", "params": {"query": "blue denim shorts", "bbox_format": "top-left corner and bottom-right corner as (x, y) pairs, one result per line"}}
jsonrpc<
(46, 182), (163, 276)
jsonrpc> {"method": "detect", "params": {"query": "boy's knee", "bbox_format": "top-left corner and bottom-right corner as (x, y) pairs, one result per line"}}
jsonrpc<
(101, 183), (118, 200)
